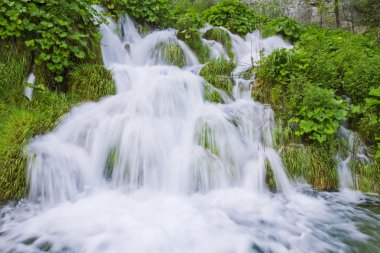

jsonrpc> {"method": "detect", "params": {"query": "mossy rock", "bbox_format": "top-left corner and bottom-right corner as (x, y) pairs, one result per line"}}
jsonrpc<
(203, 28), (234, 59)
(200, 57), (236, 96)
(68, 64), (116, 101)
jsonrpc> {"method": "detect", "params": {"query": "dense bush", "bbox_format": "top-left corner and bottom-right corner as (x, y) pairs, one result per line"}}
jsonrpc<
(256, 28), (380, 148)
(0, 0), (103, 85)
(203, 0), (267, 35)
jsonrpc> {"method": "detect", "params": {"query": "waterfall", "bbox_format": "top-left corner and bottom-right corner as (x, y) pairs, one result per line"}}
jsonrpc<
(24, 18), (292, 205)
(336, 126), (369, 189)
(1, 17), (377, 253)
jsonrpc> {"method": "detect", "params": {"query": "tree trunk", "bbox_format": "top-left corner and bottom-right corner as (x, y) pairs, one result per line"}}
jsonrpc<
(334, 0), (341, 27)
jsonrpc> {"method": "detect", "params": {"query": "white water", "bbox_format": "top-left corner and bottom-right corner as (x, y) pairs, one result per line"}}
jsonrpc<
(24, 72), (35, 101)
(336, 126), (370, 189)
(1, 18), (379, 253)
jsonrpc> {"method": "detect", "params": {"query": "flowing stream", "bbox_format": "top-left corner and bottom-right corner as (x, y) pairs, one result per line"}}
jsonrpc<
(1, 18), (380, 253)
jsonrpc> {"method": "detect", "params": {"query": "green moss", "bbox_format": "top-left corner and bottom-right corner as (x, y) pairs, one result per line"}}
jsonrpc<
(357, 160), (380, 193)
(195, 123), (220, 157)
(0, 40), (31, 104)
(203, 28), (234, 59)
(204, 82), (224, 103)
(68, 64), (116, 101)
(200, 57), (236, 96)
(156, 42), (187, 68)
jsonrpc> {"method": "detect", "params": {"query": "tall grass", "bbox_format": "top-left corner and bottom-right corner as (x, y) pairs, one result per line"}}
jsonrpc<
(68, 64), (116, 101)
(0, 91), (72, 202)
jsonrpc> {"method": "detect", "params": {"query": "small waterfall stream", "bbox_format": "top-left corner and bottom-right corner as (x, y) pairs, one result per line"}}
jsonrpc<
(1, 17), (379, 253)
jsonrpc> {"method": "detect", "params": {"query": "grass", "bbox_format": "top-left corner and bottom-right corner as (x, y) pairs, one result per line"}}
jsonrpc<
(68, 64), (116, 101)
(183, 35), (211, 64)
(0, 40), (31, 104)
(281, 144), (339, 190)
(203, 28), (234, 59)
(274, 122), (339, 190)
(357, 160), (380, 193)
(161, 43), (187, 68)
(0, 91), (73, 202)
(200, 57), (236, 96)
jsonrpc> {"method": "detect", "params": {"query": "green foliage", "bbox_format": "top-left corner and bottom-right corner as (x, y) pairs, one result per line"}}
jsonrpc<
(0, 0), (103, 86)
(290, 86), (347, 143)
(173, 7), (210, 63)
(261, 17), (303, 42)
(257, 27), (379, 147)
(203, 28), (234, 58)
(102, 0), (172, 27)
(200, 57), (236, 96)
(68, 64), (116, 101)
(203, 0), (267, 35)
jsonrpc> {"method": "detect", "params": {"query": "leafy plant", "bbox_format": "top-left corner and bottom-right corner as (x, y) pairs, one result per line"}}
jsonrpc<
(261, 17), (303, 42)
(0, 0), (104, 86)
(289, 86), (347, 143)
(203, 0), (267, 35)
(102, 0), (172, 27)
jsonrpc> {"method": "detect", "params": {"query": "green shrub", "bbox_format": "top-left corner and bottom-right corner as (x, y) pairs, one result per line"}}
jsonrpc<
(256, 28), (379, 147)
(200, 57), (236, 95)
(289, 86), (348, 143)
(68, 64), (116, 101)
(261, 17), (303, 42)
(203, 28), (233, 58)
(174, 10), (210, 63)
(203, 0), (267, 35)
(0, 0), (104, 85)
(102, 0), (172, 27)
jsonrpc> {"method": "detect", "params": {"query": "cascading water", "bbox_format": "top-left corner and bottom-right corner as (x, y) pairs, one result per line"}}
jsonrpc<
(1, 17), (380, 253)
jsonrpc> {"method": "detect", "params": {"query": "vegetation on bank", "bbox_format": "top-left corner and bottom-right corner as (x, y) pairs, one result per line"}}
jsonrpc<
(0, 0), (380, 201)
